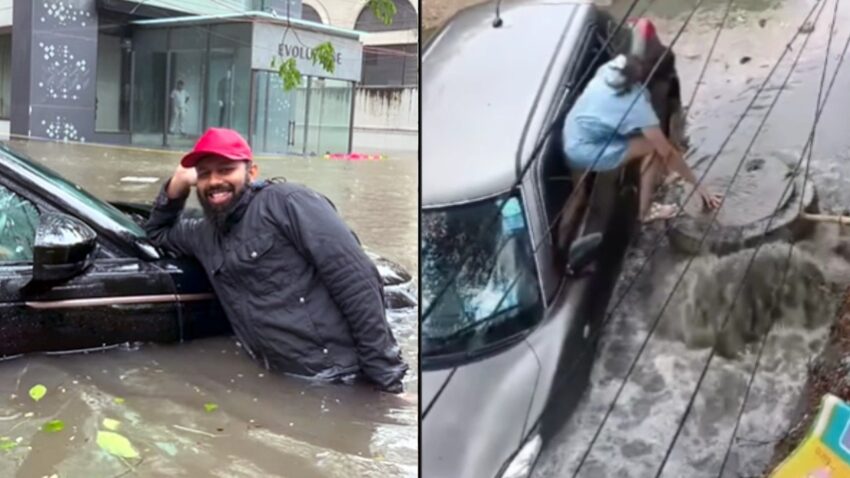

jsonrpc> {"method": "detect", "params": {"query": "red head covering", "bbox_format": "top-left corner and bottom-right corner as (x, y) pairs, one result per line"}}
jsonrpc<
(180, 128), (253, 168)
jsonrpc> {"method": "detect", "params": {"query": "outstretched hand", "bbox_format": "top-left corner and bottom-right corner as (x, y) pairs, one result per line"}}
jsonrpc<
(698, 187), (723, 211)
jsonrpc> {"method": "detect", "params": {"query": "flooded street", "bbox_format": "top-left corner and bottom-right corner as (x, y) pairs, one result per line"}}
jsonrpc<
(532, 0), (850, 476)
(0, 140), (418, 477)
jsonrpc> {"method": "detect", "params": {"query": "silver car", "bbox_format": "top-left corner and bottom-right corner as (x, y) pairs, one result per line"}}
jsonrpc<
(422, 1), (684, 477)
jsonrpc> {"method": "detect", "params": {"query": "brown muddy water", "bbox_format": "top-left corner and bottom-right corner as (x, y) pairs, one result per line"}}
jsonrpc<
(0, 139), (418, 477)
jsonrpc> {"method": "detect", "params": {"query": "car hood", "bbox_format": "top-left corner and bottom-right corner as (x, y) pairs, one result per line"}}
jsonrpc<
(422, 339), (541, 478)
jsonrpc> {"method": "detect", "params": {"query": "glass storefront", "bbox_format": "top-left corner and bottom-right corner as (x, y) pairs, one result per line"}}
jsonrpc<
(131, 28), (168, 145)
(0, 34), (12, 119)
(251, 70), (296, 154)
(207, 24), (252, 139)
(305, 78), (353, 155)
(131, 21), (354, 156)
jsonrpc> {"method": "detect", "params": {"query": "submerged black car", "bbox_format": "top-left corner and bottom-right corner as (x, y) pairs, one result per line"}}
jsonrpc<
(422, 1), (683, 477)
(0, 142), (416, 359)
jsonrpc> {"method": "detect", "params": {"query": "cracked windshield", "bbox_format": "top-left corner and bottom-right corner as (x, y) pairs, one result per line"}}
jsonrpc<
(423, 0), (850, 477)
(0, 0), (418, 476)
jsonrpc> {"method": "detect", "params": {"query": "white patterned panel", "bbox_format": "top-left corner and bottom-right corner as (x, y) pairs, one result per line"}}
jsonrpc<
(36, 41), (90, 102)
(40, 115), (85, 142)
(39, 0), (93, 27)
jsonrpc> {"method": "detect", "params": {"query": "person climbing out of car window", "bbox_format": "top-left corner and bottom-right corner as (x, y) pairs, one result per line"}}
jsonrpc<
(144, 127), (409, 395)
(561, 53), (722, 224)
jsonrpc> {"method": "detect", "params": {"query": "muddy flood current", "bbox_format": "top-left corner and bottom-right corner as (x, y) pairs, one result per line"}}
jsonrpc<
(0, 140), (418, 477)
(530, 0), (850, 477)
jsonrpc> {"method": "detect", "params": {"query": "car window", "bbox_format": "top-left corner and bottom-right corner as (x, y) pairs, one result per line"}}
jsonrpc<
(0, 144), (146, 240)
(0, 184), (39, 262)
(422, 192), (543, 364)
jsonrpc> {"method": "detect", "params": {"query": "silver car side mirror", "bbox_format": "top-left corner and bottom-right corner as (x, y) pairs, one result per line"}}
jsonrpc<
(566, 232), (603, 277)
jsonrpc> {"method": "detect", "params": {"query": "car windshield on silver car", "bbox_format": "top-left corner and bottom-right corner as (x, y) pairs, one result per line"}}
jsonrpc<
(421, 191), (543, 363)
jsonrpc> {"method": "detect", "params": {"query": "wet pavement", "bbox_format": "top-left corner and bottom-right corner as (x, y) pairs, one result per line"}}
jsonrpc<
(532, 0), (850, 477)
(0, 139), (418, 477)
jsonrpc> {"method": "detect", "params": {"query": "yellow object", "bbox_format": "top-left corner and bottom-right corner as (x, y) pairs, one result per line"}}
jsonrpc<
(769, 394), (850, 478)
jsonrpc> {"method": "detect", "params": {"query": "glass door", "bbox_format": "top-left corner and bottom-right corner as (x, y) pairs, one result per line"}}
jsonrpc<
(251, 71), (304, 155)
(206, 52), (235, 130)
(291, 79), (309, 155)
(304, 78), (353, 155)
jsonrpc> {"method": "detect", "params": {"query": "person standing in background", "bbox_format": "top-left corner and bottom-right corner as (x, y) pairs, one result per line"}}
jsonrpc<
(217, 69), (233, 127)
(170, 79), (190, 136)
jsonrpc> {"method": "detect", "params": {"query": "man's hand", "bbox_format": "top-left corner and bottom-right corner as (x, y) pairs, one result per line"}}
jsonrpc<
(379, 388), (416, 406)
(378, 381), (404, 394)
(166, 165), (197, 200)
(396, 391), (417, 405)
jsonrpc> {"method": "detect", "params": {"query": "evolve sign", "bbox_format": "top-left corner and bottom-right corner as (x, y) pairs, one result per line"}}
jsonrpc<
(252, 23), (363, 83)
(277, 43), (342, 67)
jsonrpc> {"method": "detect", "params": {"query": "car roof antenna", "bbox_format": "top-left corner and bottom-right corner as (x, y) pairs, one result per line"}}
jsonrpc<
(493, 0), (504, 27)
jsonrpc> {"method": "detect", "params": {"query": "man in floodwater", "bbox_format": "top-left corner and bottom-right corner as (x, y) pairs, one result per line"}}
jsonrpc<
(144, 127), (408, 394)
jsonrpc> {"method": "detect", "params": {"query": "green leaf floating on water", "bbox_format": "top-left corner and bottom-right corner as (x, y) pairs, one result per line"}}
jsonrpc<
(114, 397), (125, 405)
(102, 418), (121, 431)
(0, 438), (16, 451)
(42, 420), (64, 433)
(96, 430), (139, 459)
(29, 384), (46, 402)
(204, 403), (218, 413)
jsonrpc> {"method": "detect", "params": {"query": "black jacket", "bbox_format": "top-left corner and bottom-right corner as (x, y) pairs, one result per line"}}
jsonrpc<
(144, 179), (408, 392)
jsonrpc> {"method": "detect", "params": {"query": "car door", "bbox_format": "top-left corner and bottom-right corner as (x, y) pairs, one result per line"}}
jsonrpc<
(0, 180), (181, 358)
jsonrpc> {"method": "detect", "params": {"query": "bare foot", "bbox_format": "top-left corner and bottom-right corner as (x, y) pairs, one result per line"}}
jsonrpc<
(642, 203), (678, 223)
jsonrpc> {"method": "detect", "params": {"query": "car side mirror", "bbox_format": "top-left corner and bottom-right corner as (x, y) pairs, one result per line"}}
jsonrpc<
(566, 232), (603, 277)
(32, 213), (97, 282)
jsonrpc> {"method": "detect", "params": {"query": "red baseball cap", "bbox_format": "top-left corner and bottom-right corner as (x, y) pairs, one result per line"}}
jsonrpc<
(180, 128), (253, 168)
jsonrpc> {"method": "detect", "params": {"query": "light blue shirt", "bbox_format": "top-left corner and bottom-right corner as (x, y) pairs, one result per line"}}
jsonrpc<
(562, 55), (659, 170)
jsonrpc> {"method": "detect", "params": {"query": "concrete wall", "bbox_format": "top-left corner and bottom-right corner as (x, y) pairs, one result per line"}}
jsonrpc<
(302, 0), (418, 28)
(305, 0), (419, 152)
(351, 86), (417, 152)
(302, 0), (418, 49)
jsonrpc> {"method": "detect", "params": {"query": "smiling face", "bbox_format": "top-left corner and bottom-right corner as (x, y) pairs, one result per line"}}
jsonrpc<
(194, 155), (258, 227)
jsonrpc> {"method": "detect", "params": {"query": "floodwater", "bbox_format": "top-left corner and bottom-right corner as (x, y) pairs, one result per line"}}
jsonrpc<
(532, 0), (850, 477)
(0, 139), (418, 477)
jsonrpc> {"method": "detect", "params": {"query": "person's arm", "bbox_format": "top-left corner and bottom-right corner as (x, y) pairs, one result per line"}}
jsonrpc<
(272, 188), (408, 393)
(144, 166), (202, 257)
(642, 126), (722, 209)
(642, 126), (697, 184)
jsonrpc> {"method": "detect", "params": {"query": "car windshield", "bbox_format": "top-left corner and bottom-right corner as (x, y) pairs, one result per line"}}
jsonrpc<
(422, 191), (543, 362)
(0, 144), (147, 239)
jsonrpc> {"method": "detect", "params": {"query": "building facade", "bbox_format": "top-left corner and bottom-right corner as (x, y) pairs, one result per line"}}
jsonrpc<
(301, 0), (418, 152)
(0, 0), (412, 155)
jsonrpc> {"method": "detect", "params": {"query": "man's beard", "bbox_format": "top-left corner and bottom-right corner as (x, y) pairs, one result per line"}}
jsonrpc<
(197, 178), (250, 231)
